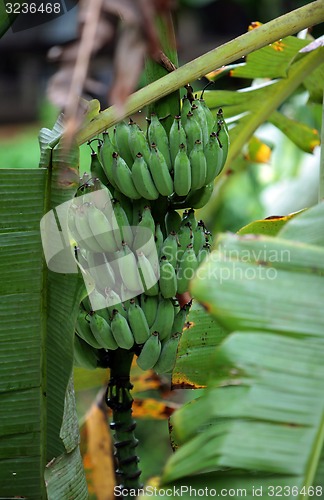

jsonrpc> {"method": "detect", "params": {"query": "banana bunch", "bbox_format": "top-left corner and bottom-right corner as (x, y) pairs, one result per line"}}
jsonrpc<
(87, 98), (229, 209)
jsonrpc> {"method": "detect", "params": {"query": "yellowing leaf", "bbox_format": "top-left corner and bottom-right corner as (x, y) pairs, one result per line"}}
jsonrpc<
(246, 136), (271, 163)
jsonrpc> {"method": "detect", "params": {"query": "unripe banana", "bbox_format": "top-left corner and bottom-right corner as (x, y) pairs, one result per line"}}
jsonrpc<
(216, 118), (230, 170)
(172, 303), (190, 335)
(91, 181), (114, 211)
(165, 210), (182, 234)
(87, 203), (119, 253)
(74, 204), (104, 253)
(189, 140), (207, 190)
(204, 132), (224, 183)
(137, 252), (159, 296)
(131, 153), (159, 201)
(193, 222), (206, 255)
(199, 97), (215, 137)
(136, 332), (161, 371)
(86, 251), (116, 293)
(182, 208), (198, 230)
(148, 114), (171, 170)
(197, 243), (211, 265)
(184, 183), (213, 209)
(105, 288), (128, 319)
(177, 244), (198, 294)
(112, 189), (134, 226)
(74, 335), (99, 370)
(140, 294), (159, 328)
(161, 232), (178, 269)
(184, 112), (202, 154)
(154, 223), (164, 257)
(148, 144), (174, 197)
(90, 151), (109, 185)
(112, 152), (142, 200)
(111, 309), (134, 350)
(76, 309), (102, 349)
(191, 102), (209, 146)
(89, 312), (118, 350)
(159, 257), (177, 299)
(180, 96), (192, 128)
(150, 298), (175, 341)
(115, 120), (134, 168)
(174, 143), (191, 197)
(112, 200), (133, 248)
(153, 332), (181, 374)
(128, 119), (151, 163)
(169, 115), (187, 164)
(177, 223), (193, 261)
(127, 299), (150, 345)
(117, 243), (142, 292)
(88, 289), (111, 323)
(99, 133), (117, 188)
(133, 206), (155, 254)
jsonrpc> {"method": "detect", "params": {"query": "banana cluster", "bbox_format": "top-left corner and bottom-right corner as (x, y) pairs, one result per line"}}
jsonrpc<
(94, 100), (228, 209)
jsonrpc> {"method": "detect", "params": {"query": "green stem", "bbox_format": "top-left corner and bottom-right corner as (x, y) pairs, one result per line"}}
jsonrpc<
(76, 1), (324, 145)
(106, 349), (142, 496)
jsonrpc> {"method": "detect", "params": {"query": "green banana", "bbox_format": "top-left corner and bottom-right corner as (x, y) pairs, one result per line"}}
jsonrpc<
(177, 244), (198, 294)
(150, 298), (175, 341)
(184, 183), (213, 209)
(136, 332), (161, 371)
(159, 257), (177, 299)
(74, 204), (104, 253)
(86, 252), (116, 293)
(177, 223), (192, 261)
(204, 132), (224, 183)
(171, 304), (190, 335)
(74, 335), (99, 370)
(182, 208), (198, 230)
(131, 153), (159, 201)
(165, 210), (182, 234)
(174, 143), (191, 197)
(191, 101), (209, 146)
(184, 112), (202, 154)
(87, 203), (119, 253)
(128, 119), (151, 163)
(115, 120), (134, 167)
(189, 140), (207, 190)
(117, 243), (142, 292)
(127, 299), (150, 345)
(90, 151), (109, 185)
(133, 206), (156, 255)
(153, 333), (181, 374)
(180, 96), (192, 128)
(98, 133), (117, 187)
(148, 144), (174, 197)
(88, 289), (111, 323)
(193, 222), (206, 255)
(91, 181), (114, 211)
(89, 312), (118, 350)
(112, 152), (142, 200)
(148, 114), (171, 170)
(169, 115), (187, 164)
(140, 294), (159, 328)
(76, 309), (103, 349)
(154, 223), (164, 257)
(137, 252), (159, 296)
(199, 96), (215, 137)
(112, 200), (133, 248)
(112, 189), (134, 226)
(197, 244), (211, 265)
(161, 232), (178, 269)
(216, 118), (230, 170)
(111, 310), (134, 350)
(105, 288), (127, 319)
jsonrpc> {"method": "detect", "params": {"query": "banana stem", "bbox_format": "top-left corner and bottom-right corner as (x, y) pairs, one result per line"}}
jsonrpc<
(76, 1), (324, 145)
(106, 349), (142, 496)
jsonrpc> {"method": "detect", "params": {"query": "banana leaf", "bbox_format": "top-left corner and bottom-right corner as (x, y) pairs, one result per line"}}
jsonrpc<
(0, 119), (87, 497)
(145, 203), (324, 498)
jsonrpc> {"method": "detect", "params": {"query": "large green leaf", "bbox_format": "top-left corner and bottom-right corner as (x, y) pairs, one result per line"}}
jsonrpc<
(0, 122), (87, 497)
(156, 203), (324, 496)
